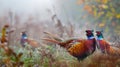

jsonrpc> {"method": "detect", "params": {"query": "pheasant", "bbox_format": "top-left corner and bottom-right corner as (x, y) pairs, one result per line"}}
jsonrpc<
(96, 31), (120, 56)
(20, 32), (28, 47)
(20, 31), (39, 48)
(43, 30), (96, 61)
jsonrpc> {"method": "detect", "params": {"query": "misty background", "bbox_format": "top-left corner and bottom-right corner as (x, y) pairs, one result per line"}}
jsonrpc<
(0, 0), (119, 46)
(0, 0), (88, 24)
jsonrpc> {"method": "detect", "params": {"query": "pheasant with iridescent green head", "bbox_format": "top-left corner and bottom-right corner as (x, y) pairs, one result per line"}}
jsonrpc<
(96, 31), (120, 55)
(43, 30), (97, 61)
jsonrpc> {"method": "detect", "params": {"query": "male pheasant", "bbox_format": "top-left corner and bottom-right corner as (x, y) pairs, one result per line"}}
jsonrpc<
(96, 31), (120, 56)
(43, 30), (96, 61)
(20, 31), (39, 48)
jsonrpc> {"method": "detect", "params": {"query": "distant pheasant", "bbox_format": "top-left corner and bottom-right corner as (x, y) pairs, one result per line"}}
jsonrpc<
(43, 30), (96, 61)
(20, 31), (39, 48)
(96, 31), (120, 56)
(20, 32), (28, 47)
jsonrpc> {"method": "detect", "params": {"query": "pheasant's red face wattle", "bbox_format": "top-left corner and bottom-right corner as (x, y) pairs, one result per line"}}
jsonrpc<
(96, 31), (102, 35)
(86, 30), (94, 38)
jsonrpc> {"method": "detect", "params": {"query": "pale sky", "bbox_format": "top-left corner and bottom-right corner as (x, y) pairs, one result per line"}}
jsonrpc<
(0, 0), (53, 13)
(0, 0), (56, 21)
(0, 0), (83, 23)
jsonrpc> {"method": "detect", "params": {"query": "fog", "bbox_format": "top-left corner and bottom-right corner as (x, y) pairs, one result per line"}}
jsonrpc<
(0, 0), (94, 38)
(0, 0), (86, 23)
(0, 0), (52, 12)
(0, 0), (55, 20)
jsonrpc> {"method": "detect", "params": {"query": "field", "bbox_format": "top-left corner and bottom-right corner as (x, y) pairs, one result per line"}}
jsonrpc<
(0, 19), (120, 67)
(0, 43), (120, 67)
(0, 0), (120, 67)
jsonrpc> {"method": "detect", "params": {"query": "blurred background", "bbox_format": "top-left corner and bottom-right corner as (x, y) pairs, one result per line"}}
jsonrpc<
(0, 0), (120, 46)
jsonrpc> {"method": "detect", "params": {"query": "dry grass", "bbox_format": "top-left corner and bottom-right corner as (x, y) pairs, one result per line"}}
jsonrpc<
(0, 43), (120, 67)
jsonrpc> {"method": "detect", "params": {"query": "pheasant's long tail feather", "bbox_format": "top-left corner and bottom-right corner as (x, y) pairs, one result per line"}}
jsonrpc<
(42, 38), (61, 45)
(43, 31), (62, 41)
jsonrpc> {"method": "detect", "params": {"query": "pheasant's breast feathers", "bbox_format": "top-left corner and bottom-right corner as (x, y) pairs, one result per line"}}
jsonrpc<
(98, 40), (110, 50)
(85, 39), (94, 46)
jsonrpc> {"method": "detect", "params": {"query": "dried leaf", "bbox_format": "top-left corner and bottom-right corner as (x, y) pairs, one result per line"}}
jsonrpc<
(102, 0), (108, 4)
(76, 0), (84, 5)
(93, 9), (97, 17)
(96, 0), (101, 2)
(116, 14), (120, 19)
(100, 4), (108, 9)
(98, 23), (105, 27)
(98, 11), (104, 17)
(111, 8), (115, 13)
(84, 5), (93, 14)
(3, 58), (10, 63)
(17, 53), (23, 59)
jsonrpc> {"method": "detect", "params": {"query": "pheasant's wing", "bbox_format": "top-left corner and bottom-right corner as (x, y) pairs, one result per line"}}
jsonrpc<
(68, 40), (87, 57)
(27, 38), (39, 48)
(98, 40), (110, 52)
